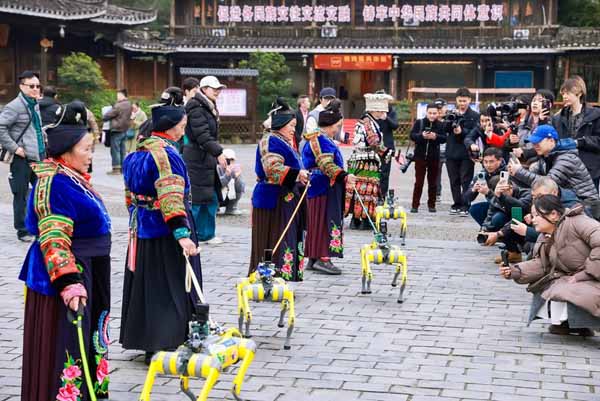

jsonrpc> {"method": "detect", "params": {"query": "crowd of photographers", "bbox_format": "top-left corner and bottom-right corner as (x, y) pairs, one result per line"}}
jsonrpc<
(405, 77), (600, 335)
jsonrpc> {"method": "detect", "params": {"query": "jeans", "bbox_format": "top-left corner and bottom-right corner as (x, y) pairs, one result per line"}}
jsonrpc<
(412, 159), (440, 209)
(9, 156), (35, 238)
(110, 131), (127, 168)
(191, 193), (219, 241)
(469, 201), (490, 227)
(446, 158), (474, 210)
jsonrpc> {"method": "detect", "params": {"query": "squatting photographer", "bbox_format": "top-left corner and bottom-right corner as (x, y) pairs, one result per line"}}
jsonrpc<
(409, 103), (446, 213)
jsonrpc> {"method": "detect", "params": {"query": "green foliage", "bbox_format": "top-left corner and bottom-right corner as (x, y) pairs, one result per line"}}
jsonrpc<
(239, 52), (293, 117)
(558, 0), (600, 26)
(58, 52), (106, 104)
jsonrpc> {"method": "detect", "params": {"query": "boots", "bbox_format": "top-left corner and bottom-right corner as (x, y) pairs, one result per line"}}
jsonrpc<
(494, 251), (522, 264)
(548, 322), (595, 337)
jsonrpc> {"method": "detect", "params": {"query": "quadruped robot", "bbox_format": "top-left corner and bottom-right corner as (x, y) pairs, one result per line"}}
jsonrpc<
(140, 256), (256, 401)
(236, 249), (296, 350)
(374, 189), (408, 245)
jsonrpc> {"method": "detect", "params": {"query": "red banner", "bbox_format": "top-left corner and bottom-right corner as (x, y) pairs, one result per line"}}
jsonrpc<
(314, 54), (392, 71)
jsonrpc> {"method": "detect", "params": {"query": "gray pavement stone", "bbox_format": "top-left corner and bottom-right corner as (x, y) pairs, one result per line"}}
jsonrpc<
(1, 145), (600, 400)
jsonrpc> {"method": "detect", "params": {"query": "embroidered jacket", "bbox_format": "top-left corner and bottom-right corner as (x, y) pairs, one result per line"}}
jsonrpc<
(19, 161), (111, 295)
(302, 131), (346, 198)
(253, 133), (302, 209)
(123, 135), (191, 239)
(353, 113), (387, 152)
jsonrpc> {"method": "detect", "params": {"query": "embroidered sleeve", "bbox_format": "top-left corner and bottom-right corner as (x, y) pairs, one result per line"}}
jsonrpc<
(148, 145), (187, 224)
(310, 137), (344, 185)
(353, 122), (366, 146)
(32, 163), (80, 284)
(259, 135), (292, 186)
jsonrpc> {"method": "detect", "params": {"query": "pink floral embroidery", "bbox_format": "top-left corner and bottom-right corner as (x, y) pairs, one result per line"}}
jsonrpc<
(280, 247), (294, 280)
(61, 365), (82, 381)
(56, 383), (80, 401)
(283, 192), (295, 202)
(329, 223), (343, 253)
(96, 357), (109, 384)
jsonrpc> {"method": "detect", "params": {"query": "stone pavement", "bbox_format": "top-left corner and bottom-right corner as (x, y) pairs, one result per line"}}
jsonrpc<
(1, 146), (600, 401)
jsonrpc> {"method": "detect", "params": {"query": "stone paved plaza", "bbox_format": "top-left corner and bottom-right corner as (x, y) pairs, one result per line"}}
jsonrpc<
(1, 145), (599, 401)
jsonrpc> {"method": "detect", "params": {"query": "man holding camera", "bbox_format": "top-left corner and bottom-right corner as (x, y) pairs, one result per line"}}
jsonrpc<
(464, 147), (506, 227)
(508, 125), (597, 201)
(409, 103), (446, 213)
(445, 87), (480, 215)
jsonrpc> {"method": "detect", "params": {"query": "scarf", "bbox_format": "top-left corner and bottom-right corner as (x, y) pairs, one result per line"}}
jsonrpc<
(22, 92), (45, 157)
(198, 91), (220, 122)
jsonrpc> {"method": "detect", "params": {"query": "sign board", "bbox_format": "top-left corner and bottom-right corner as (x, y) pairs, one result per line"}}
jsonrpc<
(216, 88), (247, 117)
(314, 54), (392, 71)
(217, 4), (504, 24)
(494, 71), (533, 89)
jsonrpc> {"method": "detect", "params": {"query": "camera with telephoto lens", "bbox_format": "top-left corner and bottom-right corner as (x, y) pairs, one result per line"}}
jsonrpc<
(399, 152), (414, 174)
(443, 109), (464, 129)
(486, 102), (528, 123)
(476, 232), (489, 244)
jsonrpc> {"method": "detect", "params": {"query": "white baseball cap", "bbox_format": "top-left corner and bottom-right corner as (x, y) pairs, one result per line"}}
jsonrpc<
(223, 148), (236, 160)
(199, 75), (227, 89)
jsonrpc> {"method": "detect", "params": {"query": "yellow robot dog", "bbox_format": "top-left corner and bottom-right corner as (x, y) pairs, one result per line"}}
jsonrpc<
(237, 249), (295, 350)
(140, 257), (256, 401)
(375, 189), (407, 245)
(360, 221), (408, 303)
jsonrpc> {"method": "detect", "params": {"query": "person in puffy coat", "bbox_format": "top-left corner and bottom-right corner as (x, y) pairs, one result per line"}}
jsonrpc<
(183, 76), (228, 244)
(500, 194), (600, 336)
(508, 125), (597, 201)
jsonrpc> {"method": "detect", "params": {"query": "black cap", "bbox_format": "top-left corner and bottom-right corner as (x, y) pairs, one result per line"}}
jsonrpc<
(18, 70), (39, 82)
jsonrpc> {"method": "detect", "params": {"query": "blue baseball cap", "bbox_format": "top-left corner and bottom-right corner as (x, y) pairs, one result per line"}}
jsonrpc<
(526, 125), (558, 144)
(319, 87), (336, 99)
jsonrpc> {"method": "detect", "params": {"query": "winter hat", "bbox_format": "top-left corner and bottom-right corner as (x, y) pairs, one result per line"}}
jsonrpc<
(152, 105), (186, 132)
(269, 97), (296, 131)
(318, 99), (343, 127)
(46, 100), (88, 157)
(364, 92), (394, 112)
(319, 87), (336, 99)
(526, 124), (558, 144)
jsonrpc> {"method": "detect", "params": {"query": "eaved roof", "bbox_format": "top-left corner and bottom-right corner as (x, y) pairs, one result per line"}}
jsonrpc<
(0, 0), (156, 25)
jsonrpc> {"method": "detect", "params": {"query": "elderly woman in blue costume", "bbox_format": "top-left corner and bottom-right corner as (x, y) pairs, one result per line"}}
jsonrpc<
(19, 101), (112, 401)
(119, 103), (201, 365)
(302, 100), (356, 274)
(249, 97), (309, 281)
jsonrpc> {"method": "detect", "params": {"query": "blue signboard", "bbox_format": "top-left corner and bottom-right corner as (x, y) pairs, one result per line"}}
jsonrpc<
(494, 71), (533, 88)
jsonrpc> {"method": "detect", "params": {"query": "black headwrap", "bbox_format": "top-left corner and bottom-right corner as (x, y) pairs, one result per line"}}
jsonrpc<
(46, 100), (88, 157)
(151, 105), (186, 132)
(269, 97), (296, 131)
(318, 99), (343, 127)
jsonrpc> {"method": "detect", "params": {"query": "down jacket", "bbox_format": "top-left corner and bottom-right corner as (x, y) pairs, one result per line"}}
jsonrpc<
(509, 205), (600, 318)
(513, 139), (598, 201)
(183, 92), (223, 204)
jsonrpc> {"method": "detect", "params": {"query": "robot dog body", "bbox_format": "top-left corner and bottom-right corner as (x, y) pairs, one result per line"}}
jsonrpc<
(360, 230), (408, 303)
(237, 262), (295, 349)
(375, 190), (407, 245)
(140, 304), (256, 401)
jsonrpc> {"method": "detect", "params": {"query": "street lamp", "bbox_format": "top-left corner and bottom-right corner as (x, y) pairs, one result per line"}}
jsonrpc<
(59, 25), (66, 38)
(302, 54), (308, 67)
(393, 56), (399, 69)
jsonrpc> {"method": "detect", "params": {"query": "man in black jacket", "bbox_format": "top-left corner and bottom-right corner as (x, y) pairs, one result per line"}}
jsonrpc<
(465, 147), (506, 227)
(553, 76), (600, 190)
(183, 75), (228, 245)
(409, 103), (446, 213)
(378, 101), (400, 197)
(39, 86), (60, 126)
(445, 87), (480, 215)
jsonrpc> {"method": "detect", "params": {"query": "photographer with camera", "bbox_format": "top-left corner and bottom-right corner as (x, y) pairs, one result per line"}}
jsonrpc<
(409, 103), (446, 213)
(465, 147), (506, 226)
(444, 87), (480, 215)
(434, 98), (448, 200)
(553, 77), (600, 190)
(508, 125), (598, 201)
(465, 113), (512, 162)
(512, 90), (554, 163)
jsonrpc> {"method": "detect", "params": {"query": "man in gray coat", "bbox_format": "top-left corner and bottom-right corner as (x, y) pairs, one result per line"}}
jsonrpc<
(0, 71), (46, 242)
(508, 125), (598, 201)
(103, 88), (132, 174)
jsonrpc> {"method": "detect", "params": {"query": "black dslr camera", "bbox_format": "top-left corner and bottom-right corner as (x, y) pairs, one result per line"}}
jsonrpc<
(486, 102), (527, 123)
(443, 109), (464, 130)
(399, 152), (414, 174)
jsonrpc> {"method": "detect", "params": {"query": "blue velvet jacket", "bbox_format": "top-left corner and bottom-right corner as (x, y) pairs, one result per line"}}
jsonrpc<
(302, 131), (346, 198)
(123, 135), (191, 239)
(19, 161), (111, 296)
(252, 133), (302, 209)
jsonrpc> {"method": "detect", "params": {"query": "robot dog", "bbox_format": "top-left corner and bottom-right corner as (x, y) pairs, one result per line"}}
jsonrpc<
(237, 249), (296, 350)
(360, 221), (408, 303)
(375, 189), (408, 245)
(140, 258), (256, 401)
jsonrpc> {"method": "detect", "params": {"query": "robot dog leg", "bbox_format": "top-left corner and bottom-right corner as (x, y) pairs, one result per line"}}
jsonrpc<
(360, 244), (374, 294)
(388, 250), (408, 303)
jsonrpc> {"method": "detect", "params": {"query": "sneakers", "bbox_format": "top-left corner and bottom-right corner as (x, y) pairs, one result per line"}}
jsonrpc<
(225, 209), (243, 216)
(449, 208), (459, 215)
(201, 237), (224, 245)
(18, 234), (35, 243)
(494, 251), (523, 264)
(410, 208), (418, 213)
(459, 209), (469, 217)
(312, 259), (342, 275)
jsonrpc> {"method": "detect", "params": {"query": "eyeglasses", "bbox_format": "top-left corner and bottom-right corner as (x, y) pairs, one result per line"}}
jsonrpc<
(21, 84), (41, 89)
